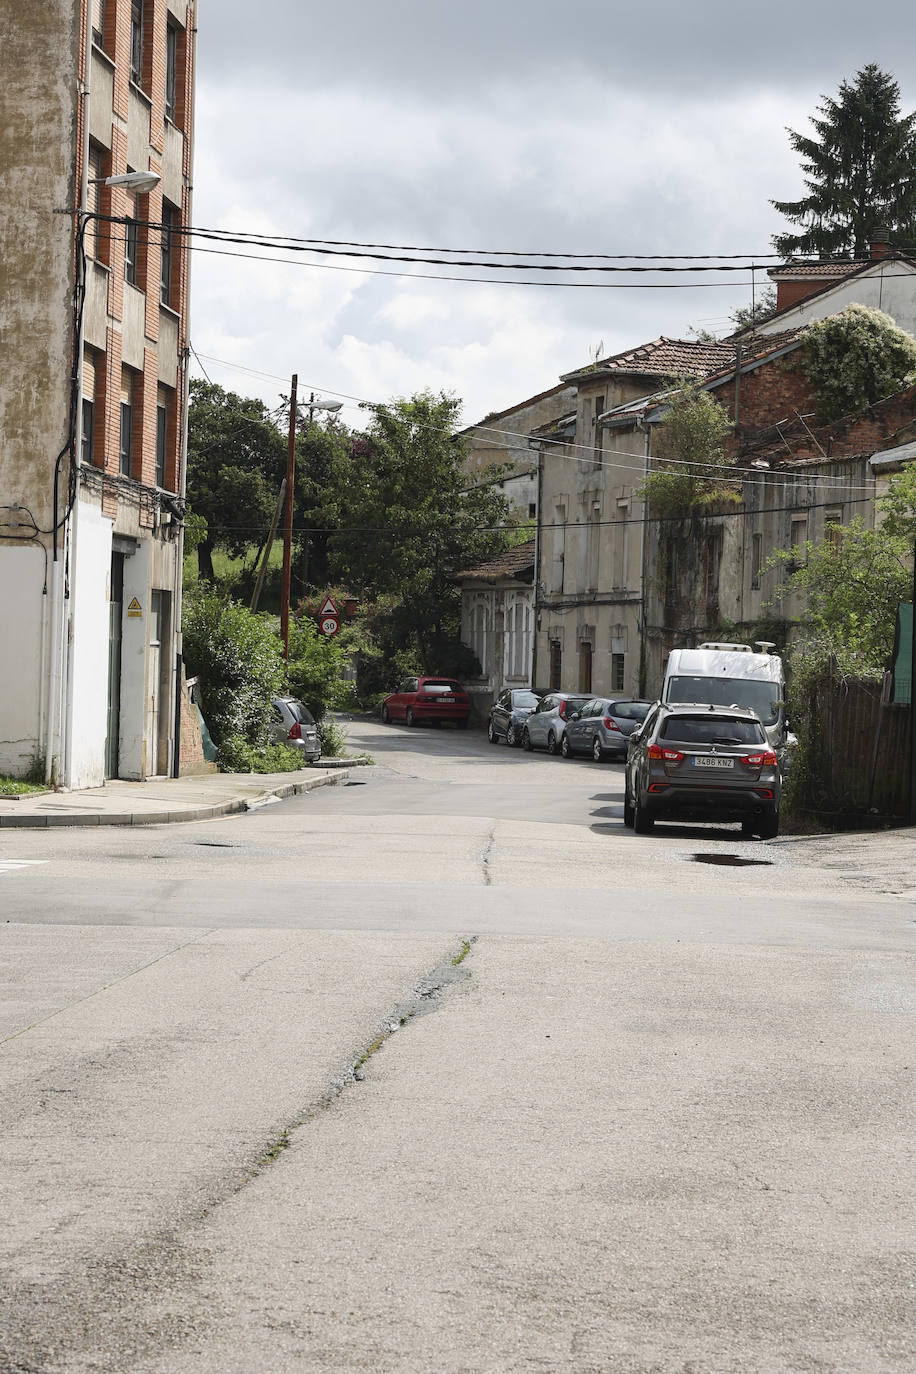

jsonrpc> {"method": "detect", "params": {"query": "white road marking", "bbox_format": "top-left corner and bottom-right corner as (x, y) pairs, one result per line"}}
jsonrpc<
(0, 860), (48, 876)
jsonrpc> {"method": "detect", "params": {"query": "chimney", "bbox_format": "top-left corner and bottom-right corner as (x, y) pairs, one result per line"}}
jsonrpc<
(871, 227), (891, 260)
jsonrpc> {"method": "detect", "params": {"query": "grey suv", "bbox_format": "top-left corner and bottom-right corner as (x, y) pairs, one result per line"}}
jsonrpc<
(624, 703), (780, 838)
(521, 692), (592, 755)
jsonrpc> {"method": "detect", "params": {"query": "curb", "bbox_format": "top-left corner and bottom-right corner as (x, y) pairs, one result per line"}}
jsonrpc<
(0, 769), (352, 830)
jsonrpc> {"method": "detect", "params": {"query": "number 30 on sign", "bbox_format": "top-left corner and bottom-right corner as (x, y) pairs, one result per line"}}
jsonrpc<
(319, 615), (340, 637)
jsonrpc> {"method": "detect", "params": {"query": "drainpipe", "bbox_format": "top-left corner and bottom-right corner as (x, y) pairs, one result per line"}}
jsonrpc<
(636, 415), (651, 697)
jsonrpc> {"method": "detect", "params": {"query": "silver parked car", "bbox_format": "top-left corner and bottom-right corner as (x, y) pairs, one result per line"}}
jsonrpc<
(561, 697), (652, 761)
(521, 692), (592, 755)
(624, 702), (780, 838)
(271, 696), (322, 763)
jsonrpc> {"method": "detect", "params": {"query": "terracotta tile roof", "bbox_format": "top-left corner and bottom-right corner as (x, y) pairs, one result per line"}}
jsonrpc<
(454, 539), (536, 583)
(767, 261), (861, 279)
(563, 336), (736, 383)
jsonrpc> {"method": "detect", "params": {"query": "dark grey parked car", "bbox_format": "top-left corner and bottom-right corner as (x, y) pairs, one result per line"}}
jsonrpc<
(561, 697), (652, 761)
(624, 702), (780, 838)
(521, 692), (592, 755)
(271, 696), (322, 763)
(487, 688), (543, 746)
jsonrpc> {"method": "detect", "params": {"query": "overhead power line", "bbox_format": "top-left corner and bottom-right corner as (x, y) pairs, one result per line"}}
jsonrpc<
(190, 350), (888, 497)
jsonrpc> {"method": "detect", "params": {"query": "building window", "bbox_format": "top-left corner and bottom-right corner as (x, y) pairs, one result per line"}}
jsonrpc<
(156, 399), (168, 488)
(548, 640), (562, 691)
(593, 394), (605, 466)
(120, 371), (134, 477)
(91, 0), (106, 48)
(125, 213), (139, 285)
(81, 399), (94, 466)
(750, 531), (762, 590)
(825, 508), (843, 549)
(611, 653), (625, 692)
(528, 502), (536, 520)
(789, 515), (807, 569)
(160, 203), (175, 305)
(578, 640), (593, 694)
(165, 21), (178, 120)
(705, 528), (723, 607)
(130, 0), (144, 85)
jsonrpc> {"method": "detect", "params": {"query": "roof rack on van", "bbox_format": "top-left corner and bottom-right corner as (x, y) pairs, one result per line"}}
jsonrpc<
(697, 642), (753, 652)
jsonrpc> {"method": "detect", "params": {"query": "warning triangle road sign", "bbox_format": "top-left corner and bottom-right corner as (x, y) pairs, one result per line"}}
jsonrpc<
(318, 595), (338, 617)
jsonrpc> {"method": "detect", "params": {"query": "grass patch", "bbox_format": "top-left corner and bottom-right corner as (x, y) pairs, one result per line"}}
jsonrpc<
(0, 776), (47, 797)
(451, 939), (473, 966)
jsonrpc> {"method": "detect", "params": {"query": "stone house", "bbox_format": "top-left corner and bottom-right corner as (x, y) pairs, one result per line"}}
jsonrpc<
(529, 338), (736, 699)
(456, 541), (536, 716)
(459, 383), (576, 519)
(0, 0), (196, 785)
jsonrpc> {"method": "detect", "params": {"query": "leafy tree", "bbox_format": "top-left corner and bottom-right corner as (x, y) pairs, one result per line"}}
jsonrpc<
(796, 304), (916, 421)
(186, 380), (285, 581)
(771, 65), (916, 259)
(642, 384), (736, 516)
(325, 391), (511, 670)
(730, 286), (778, 329)
(773, 519), (911, 680)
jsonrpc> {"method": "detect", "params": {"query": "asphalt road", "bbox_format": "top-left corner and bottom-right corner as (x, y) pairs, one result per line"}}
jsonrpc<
(2, 718), (915, 1371)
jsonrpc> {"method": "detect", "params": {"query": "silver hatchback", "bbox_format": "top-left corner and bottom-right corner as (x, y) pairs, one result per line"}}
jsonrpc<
(624, 703), (780, 838)
(271, 697), (322, 763)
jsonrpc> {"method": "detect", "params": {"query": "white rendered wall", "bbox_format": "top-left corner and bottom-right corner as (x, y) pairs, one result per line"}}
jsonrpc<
(0, 545), (47, 776)
(66, 501), (112, 789)
(758, 264), (916, 338)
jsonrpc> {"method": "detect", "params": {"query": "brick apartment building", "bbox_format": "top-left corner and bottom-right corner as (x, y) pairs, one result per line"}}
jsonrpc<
(0, 0), (196, 785)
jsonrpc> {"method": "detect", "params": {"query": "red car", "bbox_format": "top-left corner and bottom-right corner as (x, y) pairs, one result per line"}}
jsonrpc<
(381, 676), (470, 728)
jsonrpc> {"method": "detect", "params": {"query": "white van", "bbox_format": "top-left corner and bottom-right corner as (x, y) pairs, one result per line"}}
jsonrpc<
(661, 642), (788, 753)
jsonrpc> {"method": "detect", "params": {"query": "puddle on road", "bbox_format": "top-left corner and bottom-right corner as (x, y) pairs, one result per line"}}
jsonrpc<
(691, 853), (773, 868)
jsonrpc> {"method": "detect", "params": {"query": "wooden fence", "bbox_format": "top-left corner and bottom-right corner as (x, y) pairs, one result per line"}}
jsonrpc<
(793, 668), (911, 822)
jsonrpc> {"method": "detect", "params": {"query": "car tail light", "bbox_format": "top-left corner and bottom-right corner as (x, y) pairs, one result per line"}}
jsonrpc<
(743, 750), (778, 767)
(287, 721), (302, 740)
(647, 743), (684, 763)
(602, 718), (621, 731)
(558, 701), (568, 719)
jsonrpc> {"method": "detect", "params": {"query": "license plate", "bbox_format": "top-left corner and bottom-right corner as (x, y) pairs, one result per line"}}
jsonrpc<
(693, 756), (734, 769)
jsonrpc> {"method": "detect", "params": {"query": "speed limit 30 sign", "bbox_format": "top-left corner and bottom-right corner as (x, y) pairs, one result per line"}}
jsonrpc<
(319, 615), (339, 637)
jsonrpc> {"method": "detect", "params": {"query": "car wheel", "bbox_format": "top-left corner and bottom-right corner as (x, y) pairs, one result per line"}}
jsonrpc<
(381, 704), (390, 724)
(406, 707), (415, 727)
(592, 736), (604, 763)
(633, 788), (655, 834)
(561, 733), (572, 758)
(487, 719), (498, 744)
(741, 818), (756, 839)
(623, 783), (635, 828)
(758, 812), (779, 840)
(546, 731), (559, 756)
(506, 722), (518, 747)
(522, 727), (533, 752)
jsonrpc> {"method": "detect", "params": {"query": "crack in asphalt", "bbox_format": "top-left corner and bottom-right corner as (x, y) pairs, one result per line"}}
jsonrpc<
(480, 824), (496, 886)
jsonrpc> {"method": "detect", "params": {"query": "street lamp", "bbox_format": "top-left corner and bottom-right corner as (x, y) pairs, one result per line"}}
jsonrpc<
(92, 170), (161, 194)
(280, 378), (345, 658)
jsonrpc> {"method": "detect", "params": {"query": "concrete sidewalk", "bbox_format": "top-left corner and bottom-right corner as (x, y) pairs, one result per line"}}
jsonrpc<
(0, 764), (361, 829)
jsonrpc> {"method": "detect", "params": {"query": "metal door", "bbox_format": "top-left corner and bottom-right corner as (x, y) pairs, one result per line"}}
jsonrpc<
(105, 553), (124, 778)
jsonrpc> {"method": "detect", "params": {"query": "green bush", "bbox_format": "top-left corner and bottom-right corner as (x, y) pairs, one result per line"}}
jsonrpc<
(216, 736), (304, 773)
(316, 715), (348, 757)
(182, 587), (285, 748)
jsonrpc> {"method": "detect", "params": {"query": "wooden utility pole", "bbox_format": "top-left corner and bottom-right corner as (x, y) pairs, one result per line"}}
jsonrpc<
(280, 373), (298, 659)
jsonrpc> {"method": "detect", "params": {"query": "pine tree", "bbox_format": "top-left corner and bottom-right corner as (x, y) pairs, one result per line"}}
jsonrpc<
(771, 65), (916, 259)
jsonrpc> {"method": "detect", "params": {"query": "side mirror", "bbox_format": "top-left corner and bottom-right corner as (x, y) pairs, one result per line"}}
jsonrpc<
(569, 711), (581, 721)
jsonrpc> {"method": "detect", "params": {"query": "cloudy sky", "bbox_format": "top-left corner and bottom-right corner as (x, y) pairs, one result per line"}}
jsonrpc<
(189, 0), (916, 427)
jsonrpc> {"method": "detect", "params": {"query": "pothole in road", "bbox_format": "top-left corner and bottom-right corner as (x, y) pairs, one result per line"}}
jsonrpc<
(193, 841), (235, 848)
(691, 853), (773, 867)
